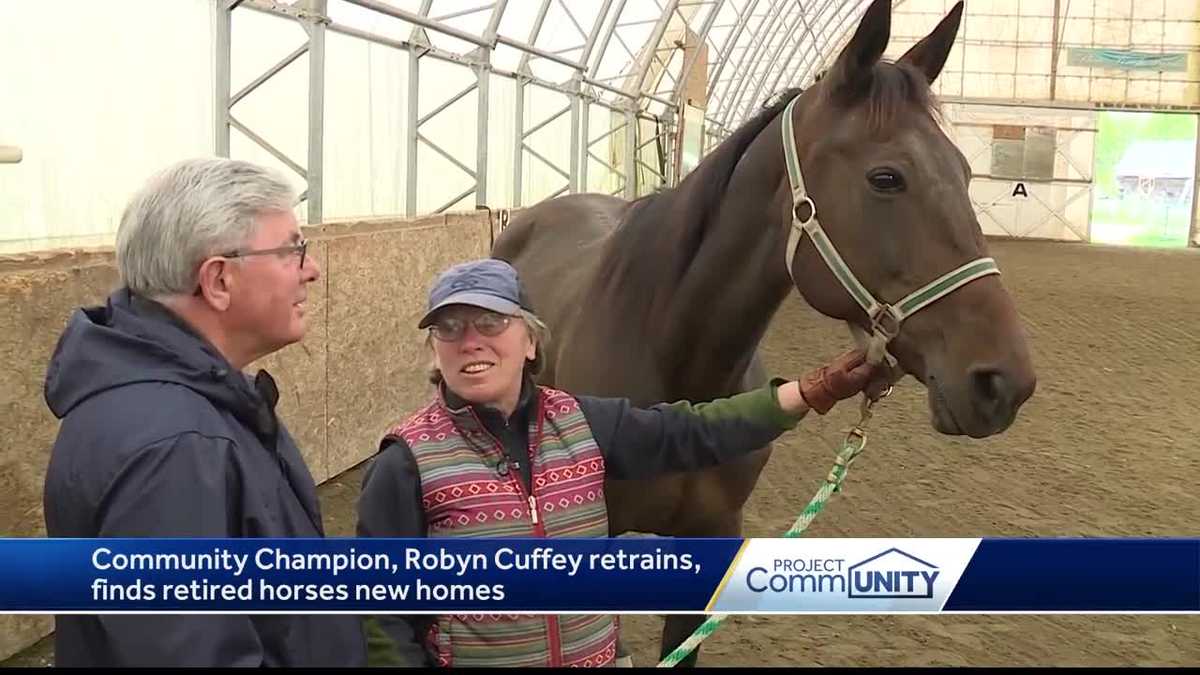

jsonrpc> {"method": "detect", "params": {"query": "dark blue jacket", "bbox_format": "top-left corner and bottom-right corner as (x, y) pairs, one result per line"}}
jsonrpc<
(43, 288), (366, 667)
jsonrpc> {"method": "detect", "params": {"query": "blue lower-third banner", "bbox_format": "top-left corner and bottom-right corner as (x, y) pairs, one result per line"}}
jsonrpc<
(0, 538), (1197, 613)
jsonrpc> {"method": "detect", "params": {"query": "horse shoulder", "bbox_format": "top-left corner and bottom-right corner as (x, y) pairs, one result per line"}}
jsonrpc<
(491, 194), (633, 390)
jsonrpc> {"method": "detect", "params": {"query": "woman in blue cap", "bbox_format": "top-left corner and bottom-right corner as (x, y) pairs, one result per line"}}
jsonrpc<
(357, 257), (884, 668)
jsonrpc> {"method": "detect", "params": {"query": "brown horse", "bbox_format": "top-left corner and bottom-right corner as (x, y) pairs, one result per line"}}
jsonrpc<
(492, 0), (1036, 665)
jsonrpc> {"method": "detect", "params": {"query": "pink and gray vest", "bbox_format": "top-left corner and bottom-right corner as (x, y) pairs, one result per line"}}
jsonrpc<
(385, 386), (618, 668)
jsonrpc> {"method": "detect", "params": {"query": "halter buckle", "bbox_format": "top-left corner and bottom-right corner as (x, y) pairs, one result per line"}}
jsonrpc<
(870, 304), (902, 340)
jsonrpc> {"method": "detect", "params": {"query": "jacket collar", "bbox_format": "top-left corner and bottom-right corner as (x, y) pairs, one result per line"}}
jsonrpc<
(129, 292), (280, 438)
(130, 292), (318, 532)
(439, 374), (537, 437)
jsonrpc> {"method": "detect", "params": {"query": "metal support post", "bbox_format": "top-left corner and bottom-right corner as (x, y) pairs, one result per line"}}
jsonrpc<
(214, 0), (233, 156)
(624, 108), (637, 198)
(513, 78), (526, 206)
(476, 60), (490, 207)
(579, 90), (591, 192)
(406, 43), (422, 216)
(1190, 129), (1200, 247)
(570, 80), (582, 193)
(305, 0), (327, 224)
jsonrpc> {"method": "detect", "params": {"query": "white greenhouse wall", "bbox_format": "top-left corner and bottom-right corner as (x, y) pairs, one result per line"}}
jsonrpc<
(3, 0), (1196, 255)
(0, 1), (595, 255)
(0, 1), (214, 254)
(944, 102), (1096, 241)
(890, 0), (1200, 109)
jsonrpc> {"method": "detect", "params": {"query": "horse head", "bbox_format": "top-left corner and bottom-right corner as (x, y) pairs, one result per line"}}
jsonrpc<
(783, 0), (1036, 438)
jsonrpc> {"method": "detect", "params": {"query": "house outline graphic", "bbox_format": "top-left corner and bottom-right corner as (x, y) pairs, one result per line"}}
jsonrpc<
(847, 547), (939, 599)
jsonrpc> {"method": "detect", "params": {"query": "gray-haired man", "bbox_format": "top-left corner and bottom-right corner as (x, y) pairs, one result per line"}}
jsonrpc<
(42, 158), (366, 666)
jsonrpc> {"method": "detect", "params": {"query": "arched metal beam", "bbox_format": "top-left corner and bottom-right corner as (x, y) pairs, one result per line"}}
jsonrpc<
(627, 0), (681, 98)
(705, 0), (765, 100)
(671, 0), (726, 105)
(736, 0), (812, 126)
(709, 0), (791, 127)
(720, 0), (802, 127)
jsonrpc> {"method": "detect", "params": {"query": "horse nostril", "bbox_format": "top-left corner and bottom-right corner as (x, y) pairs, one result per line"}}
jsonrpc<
(968, 366), (1011, 417)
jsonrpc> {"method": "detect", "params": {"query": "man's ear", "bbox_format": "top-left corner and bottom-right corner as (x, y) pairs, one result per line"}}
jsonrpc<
(196, 257), (233, 311)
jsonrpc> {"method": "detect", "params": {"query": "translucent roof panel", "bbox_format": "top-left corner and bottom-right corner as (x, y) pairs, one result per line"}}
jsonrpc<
(6, 0), (1198, 252)
(318, 0), (876, 123)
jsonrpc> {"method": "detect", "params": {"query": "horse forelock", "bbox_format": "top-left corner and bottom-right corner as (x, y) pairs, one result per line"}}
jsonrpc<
(823, 60), (943, 136)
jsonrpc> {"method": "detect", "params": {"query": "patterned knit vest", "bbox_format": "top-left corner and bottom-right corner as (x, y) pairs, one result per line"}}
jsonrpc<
(387, 386), (617, 668)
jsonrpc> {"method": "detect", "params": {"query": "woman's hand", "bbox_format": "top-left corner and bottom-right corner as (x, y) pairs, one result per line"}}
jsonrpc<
(777, 349), (890, 415)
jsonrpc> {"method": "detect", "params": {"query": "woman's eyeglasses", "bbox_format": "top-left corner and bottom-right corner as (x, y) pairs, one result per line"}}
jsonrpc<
(430, 312), (513, 342)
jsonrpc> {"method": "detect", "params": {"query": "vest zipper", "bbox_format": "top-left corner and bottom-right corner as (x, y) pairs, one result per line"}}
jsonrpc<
(545, 611), (563, 667)
(466, 397), (562, 666)
(466, 407), (548, 537)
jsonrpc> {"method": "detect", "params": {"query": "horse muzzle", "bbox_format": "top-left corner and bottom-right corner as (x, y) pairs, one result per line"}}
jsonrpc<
(928, 360), (1036, 438)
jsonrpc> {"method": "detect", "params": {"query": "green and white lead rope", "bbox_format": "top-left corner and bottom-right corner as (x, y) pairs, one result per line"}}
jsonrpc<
(656, 394), (883, 668)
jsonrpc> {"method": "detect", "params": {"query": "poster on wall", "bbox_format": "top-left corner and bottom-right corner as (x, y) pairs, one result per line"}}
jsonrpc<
(1090, 111), (1198, 248)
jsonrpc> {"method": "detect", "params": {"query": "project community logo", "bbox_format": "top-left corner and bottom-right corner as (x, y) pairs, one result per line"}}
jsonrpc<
(746, 547), (940, 599)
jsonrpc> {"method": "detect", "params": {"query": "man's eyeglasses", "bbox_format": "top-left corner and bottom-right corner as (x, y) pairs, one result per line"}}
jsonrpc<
(430, 312), (513, 342)
(222, 239), (309, 269)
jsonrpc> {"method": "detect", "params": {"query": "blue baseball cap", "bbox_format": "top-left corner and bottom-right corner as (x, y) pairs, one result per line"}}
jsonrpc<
(418, 258), (528, 328)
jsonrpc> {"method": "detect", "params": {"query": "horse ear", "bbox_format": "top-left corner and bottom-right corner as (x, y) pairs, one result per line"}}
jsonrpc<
(899, 1), (964, 84)
(824, 0), (891, 98)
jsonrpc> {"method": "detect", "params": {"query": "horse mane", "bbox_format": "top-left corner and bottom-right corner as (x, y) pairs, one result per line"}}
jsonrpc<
(598, 60), (940, 286)
(600, 87), (805, 283)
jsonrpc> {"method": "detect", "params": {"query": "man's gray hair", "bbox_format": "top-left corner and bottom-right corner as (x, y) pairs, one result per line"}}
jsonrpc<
(115, 157), (297, 299)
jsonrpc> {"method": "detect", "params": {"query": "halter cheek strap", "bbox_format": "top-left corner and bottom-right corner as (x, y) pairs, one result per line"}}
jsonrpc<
(779, 96), (1000, 366)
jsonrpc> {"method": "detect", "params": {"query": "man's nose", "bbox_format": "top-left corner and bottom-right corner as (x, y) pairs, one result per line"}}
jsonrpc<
(302, 252), (321, 282)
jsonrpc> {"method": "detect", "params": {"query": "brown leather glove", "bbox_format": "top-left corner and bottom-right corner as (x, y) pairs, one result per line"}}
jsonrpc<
(799, 349), (887, 415)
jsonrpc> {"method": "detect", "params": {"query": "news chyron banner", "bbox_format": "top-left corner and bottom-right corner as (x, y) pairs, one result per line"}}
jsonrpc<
(1, 538), (1197, 613)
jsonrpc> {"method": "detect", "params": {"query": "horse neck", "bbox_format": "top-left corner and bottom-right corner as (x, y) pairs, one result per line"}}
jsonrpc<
(613, 111), (798, 395)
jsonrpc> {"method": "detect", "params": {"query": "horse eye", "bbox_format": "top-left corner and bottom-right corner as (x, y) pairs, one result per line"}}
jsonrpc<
(868, 169), (905, 192)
